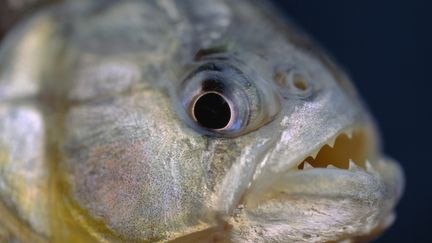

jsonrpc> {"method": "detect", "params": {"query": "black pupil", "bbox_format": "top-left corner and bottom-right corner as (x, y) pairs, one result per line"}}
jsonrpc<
(193, 92), (232, 129)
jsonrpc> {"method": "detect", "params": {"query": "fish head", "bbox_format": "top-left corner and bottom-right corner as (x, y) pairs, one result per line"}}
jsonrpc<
(173, 42), (404, 242)
(60, 1), (403, 242)
(168, 2), (404, 242)
(0, 0), (404, 242)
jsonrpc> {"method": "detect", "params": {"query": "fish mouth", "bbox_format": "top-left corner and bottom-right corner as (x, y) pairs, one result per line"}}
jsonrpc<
(244, 125), (386, 206)
(235, 124), (404, 241)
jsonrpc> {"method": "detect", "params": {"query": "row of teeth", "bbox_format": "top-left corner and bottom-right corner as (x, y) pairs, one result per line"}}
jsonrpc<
(299, 159), (377, 174)
(297, 127), (379, 174)
(308, 129), (354, 160)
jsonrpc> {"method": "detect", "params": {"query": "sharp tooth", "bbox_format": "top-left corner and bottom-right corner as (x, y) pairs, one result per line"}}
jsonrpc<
(345, 129), (353, 139)
(303, 162), (314, 170)
(310, 149), (320, 159)
(327, 137), (337, 148)
(326, 164), (338, 169)
(365, 160), (378, 174)
(348, 159), (360, 171)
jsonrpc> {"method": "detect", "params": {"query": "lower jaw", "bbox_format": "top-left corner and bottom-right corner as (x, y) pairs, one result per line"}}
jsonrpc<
(231, 156), (403, 241)
(244, 161), (384, 208)
(244, 154), (403, 207)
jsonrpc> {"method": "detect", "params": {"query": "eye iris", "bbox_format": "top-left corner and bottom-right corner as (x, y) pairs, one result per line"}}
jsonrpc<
(193, 92), (232, 130)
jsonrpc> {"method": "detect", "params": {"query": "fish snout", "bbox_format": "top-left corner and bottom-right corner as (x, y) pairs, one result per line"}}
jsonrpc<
(227, 125), (404, 242)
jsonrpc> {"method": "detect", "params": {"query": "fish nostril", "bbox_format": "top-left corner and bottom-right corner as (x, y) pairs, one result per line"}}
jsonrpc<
(292, 73), (309, 91)
(192, 92), (232, 130)
(274, 70), (313, 98)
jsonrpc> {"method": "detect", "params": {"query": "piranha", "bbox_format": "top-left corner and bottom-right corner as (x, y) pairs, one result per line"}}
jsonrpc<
(0, 0), (404, 242)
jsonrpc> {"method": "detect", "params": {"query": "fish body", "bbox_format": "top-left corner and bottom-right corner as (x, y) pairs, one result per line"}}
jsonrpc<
(0, 0), (404, 242)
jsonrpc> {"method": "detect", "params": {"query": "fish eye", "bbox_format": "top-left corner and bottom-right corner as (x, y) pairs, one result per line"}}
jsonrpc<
(177, 58), (280, 137)
(182, 75), (251, 136)
(192, 91), (233, 130)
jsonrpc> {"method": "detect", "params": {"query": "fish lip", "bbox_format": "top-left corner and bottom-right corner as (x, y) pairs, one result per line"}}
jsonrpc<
(283, 156), (404, 199)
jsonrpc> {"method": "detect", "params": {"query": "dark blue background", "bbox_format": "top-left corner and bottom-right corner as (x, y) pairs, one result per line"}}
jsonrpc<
(273, 0), (431, 242)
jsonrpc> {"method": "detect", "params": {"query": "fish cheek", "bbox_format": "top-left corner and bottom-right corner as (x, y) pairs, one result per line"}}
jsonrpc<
(203, 139), (244, 190)
(62, 91), (217, 241)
